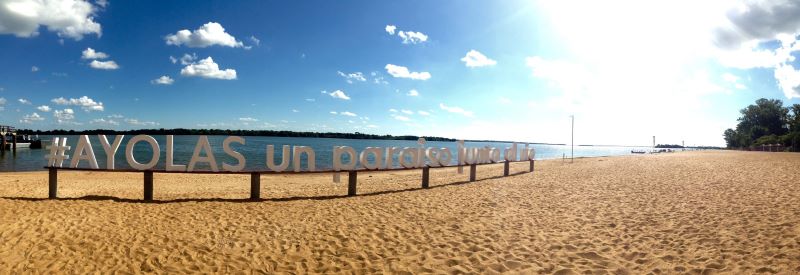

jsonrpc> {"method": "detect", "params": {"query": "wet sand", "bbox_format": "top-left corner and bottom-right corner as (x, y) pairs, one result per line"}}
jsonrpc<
(1, 150), (799, 273)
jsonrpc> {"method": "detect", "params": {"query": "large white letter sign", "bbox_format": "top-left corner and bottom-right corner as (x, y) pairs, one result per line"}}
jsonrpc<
(359, 147), (383, 170)
(292, 146), (316, 172)
(70, 135), (99, 169)
(457, 140), (465, 173)
(384, 147), (399, 169)
(125, 135), (160, 170)
(166, 135), (186, 172)
(398, 147), (418, 168)
(98, 135), (124, 169)
(438, 148), (453, 166)
(266, 145), (290, 172)
(188, 135), (218, 172)
(222, 136), (246, 172)
(333, 146), (357, 171)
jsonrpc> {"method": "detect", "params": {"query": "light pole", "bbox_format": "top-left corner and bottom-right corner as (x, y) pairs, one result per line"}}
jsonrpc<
(570, 115), (574, 163)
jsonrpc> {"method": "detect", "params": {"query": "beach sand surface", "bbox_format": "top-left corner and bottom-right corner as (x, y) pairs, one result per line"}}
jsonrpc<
(1, 150), (799, 274)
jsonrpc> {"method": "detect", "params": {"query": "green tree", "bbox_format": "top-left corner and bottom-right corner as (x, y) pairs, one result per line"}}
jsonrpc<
(723, 98), (796, 150)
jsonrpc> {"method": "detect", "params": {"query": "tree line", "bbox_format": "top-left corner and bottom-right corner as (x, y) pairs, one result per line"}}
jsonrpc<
(16, 128), (456, 142)
(723, 98), (800, 151)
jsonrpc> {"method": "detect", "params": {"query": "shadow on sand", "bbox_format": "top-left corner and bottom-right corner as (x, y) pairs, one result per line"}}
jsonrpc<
(2, 171), (530, 204)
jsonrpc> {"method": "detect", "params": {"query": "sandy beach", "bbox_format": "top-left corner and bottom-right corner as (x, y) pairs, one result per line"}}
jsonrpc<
(1, 150), (799, 273)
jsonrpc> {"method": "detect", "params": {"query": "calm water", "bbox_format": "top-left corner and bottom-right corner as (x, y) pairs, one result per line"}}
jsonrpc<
(0, 135), (648, 172)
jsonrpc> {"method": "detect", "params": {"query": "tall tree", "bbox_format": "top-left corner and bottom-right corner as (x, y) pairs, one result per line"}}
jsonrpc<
(736, 98), (789, 142)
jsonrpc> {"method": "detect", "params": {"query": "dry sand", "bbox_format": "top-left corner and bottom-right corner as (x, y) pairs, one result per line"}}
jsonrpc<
(1, 150), (799, 274)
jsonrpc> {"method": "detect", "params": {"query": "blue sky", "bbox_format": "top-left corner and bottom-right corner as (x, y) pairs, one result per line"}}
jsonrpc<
(1, 0), (799, 146)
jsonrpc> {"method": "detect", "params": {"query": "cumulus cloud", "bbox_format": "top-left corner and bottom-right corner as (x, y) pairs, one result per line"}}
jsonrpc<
(340, 111), (357, 117)
(327, 90), (351, 100)
(385, 64), (431, 80)
(37, 105), (51, 112)
(439, 103), (474, 117)
(179, 53), (197, 65)
(151, 75), (174, 85)
(165, 22), (243, 48)
(417, 110), (430, 116)
(89, 118), (118, 126)
(391, 114), (410, 121)
(89, 60), (119, 70)
(0, 0), (102, 40)
(81, 47), (108, 59)
(407, 89), (419, 96)
(239, 117), (258, 122)
(337, 71), (366, 83)
(180, 57), (237, 80)
(18, 98), (31, 105)
(53, 108), (75, 122)
(31, 66), (39, 72)
(461, 50), (497, 67)
(400, 109), (413, 115)
(397, 30), (428, 44)
(51, 96), (104, 111)
(125, 118), (158, 126)
(385, 25), (396, 35)
(711, 1), (800, 98)
(20, 112), (45, 123)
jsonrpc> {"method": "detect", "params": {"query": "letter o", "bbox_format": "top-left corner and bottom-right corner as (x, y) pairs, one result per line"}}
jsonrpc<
(126, 135), (160, 170)
(438, 148), (453, 166)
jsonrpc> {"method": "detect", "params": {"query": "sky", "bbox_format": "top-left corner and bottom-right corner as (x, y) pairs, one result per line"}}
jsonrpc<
(1, 0), (800, 146)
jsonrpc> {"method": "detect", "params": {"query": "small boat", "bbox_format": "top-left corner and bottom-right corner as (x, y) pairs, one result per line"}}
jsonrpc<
(2, 134), (43, 149)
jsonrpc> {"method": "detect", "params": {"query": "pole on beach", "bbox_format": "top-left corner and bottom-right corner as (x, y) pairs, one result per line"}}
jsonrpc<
(571, 115), (574, 163)
(422, 166), (430, 188)
(11, 133), (16, 152)
(503, 160), (510, 176)
(250, 172), (261, 200)
(529, 159), (535, 173)
(143, 171), (154, 202)
(347, 170), (357, 196)
(469, 164), (477, 182)
(48, 167), (58, 199)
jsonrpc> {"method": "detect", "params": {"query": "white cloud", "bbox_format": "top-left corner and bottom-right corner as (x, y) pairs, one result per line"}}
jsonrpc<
(239, 117), (258, 122)
(709, 1), (800, 98)
(407, 89), (419, 96)
(249, 35), (260, 46)
(391, 114), (410, 121)
(53, 108), (75, 122)
(179, 53), (197, 65)
(0, 0), (102, 40)
(95, 0), (108, 8)
(89, 118), (118, 126)
(165, 22), (243, 48)
(169, 56), (177, 64)
(389, 108), (397, 113)
(385, 64), (431, 80)
(439, 103), (474, 117)
(400, 109), (413, 115)
(329, 111), (337, 115)
(51, 96), (104, 111)
(180, 57), (237, 80)
(461, 50), (497, 67)
(341, 111), (357, 117)
(37, 105), (51, 112)
(81, 47), (108, 59)
(151, 75), (174, 85)
(89, 60), (119, 70)
(107, 114), (123, 118)
(305, 98), (315, 102)
(385, 25), (396, 35)
(337, 71), (366, 83)
(722, 73), (747, 90)
(0, 97), (5, 105)
(125, 118), (158, 126)
(292, 109), (299, 113)
(20, 112), (44, 123)
(31, 66), (39, 72)
(397, 30), (427, 44)
(366, 124), (378, 128)
(417, 110), (430, 116)
(775, 63), (800, 98)
(327, 90), (351, 100)
(18, 98), (31, 104)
